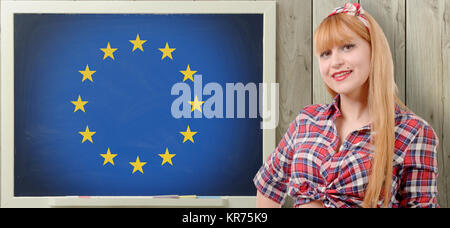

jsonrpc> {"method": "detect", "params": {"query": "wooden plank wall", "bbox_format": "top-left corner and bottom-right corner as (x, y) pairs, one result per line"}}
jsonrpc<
(0, 0), (449, 208)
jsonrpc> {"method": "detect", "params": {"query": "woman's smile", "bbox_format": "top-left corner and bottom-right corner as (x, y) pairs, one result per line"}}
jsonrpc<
(332, 70), (352, 81)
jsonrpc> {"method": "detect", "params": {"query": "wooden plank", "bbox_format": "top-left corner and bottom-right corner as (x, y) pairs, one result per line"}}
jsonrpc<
(272, 0), (312, 144)
(361, 0), (406, 103)
(442, 0), (450, 208)
(312, 0), (358, 105)
(406, 0), (447, 207)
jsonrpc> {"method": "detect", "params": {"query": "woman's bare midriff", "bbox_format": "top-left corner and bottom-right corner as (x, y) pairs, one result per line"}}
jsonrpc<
(297, 200), (324, 208)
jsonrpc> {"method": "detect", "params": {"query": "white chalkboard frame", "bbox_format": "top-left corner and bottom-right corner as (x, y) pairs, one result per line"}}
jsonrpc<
(0, 1), (276, 208)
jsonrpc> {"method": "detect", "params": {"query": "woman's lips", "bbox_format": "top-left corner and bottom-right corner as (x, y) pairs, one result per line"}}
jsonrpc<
(333, 71), (352, 81)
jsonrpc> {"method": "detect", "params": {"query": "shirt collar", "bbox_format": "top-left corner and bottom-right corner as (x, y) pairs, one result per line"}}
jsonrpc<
(326, 93), (404, 131)
(330, 93), (342, 118)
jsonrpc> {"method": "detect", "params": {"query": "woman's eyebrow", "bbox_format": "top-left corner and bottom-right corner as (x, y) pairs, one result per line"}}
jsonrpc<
(345, 39), (356, 43)
(339, 39), (353, 44)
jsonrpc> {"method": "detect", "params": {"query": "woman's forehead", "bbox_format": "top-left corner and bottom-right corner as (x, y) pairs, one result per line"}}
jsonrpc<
(315, 25), (360, 53)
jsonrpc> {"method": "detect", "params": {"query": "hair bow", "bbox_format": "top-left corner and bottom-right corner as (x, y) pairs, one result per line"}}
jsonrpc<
(328, 3), (370, 31)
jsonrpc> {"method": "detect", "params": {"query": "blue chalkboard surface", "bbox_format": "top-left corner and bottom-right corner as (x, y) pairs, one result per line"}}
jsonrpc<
(14, 14), (263, 196)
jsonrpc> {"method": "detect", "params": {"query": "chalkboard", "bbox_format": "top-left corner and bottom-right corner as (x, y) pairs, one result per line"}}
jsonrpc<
(13, 13), (263, 197)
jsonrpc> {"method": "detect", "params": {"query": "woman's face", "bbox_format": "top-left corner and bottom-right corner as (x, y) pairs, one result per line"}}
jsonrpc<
(317, 25), (371, 96)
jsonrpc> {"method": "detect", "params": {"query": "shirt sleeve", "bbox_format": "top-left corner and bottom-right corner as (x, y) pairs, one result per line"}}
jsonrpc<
(400, 123), (440, 208)
(253, 115), (300, 205)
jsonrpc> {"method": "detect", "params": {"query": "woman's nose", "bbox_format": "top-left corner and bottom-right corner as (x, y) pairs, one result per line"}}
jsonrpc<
(330, 52), (344, 69)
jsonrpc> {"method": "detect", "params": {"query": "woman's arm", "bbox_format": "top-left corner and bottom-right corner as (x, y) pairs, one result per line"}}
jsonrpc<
(400, 124), (439, 208)
(254, 117), (301, 208)
(256, 191), (282, 208)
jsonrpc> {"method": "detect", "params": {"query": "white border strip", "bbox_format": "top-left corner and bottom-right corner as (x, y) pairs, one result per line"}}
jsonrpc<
(3, 1), (274, 14)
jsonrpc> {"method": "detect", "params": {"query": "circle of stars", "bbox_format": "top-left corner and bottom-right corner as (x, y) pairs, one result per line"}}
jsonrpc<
(71, 33), (204, 174)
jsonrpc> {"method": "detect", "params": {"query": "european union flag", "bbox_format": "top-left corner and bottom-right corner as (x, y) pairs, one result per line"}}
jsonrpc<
(14, 14), (263, 196)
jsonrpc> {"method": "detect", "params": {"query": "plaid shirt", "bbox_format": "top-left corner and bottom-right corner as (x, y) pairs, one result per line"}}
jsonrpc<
(254, 94), (439, 208)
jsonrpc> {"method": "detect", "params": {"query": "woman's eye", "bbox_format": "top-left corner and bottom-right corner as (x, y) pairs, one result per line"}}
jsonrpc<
(320, 51), (331, 58)
(343, 44), (355, 51)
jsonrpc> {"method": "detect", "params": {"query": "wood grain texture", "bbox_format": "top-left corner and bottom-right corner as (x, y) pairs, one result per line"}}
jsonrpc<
(361, 0), (406, 103)
(273, 0), (312, 145)
(442, 0), (450, 209)
(407, 0), (447, 207)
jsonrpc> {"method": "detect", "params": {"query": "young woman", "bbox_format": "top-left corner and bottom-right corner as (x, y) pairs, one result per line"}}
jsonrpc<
(254, 3), (440, 208)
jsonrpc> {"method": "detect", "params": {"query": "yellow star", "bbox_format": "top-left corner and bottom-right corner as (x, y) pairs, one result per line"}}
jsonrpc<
(71, 95), (88, 112)
(100, 42), (118, 60)
(129, 34), (147, 52)
(189, 96), (205, 113)
(130, 156), (147, 174)
(100, 148), (118, 166)
(158, 42), (175, 60)
(180, 125), (197, 143)
(159, 148), (176, 166)
(180, 65), (197, 82)
(79, 125), (96, 143)
(79, 64), (96, 82)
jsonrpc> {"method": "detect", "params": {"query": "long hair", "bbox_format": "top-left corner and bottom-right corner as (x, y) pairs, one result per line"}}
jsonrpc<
(313, 12), (410, 207)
